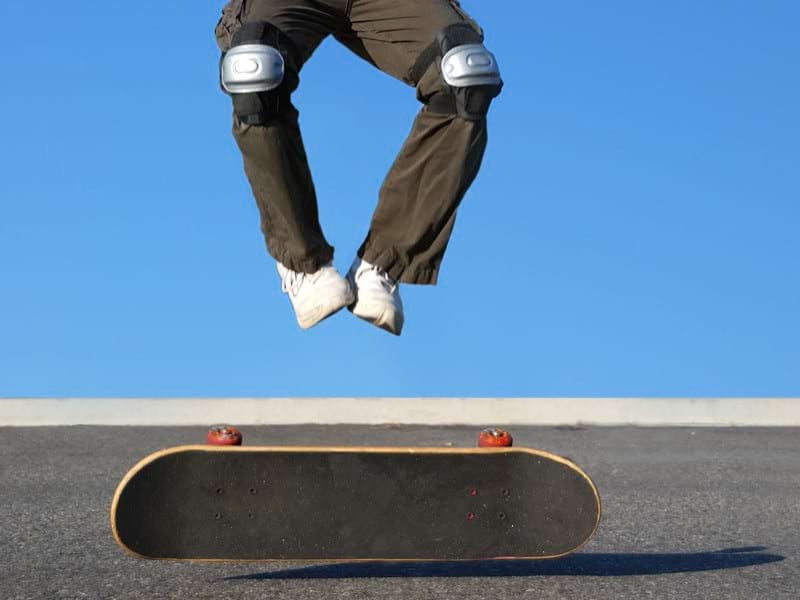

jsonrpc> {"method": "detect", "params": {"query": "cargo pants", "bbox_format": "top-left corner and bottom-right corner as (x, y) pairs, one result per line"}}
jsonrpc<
(215, 0), (498, 284)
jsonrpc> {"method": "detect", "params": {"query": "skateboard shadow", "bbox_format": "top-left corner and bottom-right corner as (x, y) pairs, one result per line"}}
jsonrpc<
(226, 547), (782, 580)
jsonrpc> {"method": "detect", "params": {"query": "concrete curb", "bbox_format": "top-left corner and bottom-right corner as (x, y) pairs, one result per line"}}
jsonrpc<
(1, 398), (799, 427)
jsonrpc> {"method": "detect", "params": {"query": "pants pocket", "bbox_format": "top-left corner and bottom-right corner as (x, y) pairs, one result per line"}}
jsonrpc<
(215, 0), (249, 51)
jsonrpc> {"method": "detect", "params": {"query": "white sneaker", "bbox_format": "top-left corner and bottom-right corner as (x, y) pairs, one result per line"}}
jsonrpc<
(277, 262), (354, 329)
(346, 258), (404, 335)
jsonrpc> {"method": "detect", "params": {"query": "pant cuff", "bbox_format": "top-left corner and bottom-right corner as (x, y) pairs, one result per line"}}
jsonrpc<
(361, 247), (440, 286)
(270, 243), (334, 274)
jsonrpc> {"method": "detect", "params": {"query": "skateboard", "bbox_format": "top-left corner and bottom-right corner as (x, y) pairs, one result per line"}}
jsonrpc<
(111, 428), (600, 561)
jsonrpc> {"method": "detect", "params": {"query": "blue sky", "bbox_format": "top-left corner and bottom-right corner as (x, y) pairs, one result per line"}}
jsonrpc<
(1, 2), (798, 397)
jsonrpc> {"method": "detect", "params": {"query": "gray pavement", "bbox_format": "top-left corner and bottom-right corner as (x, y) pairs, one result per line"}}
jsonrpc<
(1, 425), (797, 599)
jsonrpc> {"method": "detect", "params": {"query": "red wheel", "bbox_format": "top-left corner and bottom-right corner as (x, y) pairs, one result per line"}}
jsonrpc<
(478, 428), (513, 447)
(207, 425), (243, 446)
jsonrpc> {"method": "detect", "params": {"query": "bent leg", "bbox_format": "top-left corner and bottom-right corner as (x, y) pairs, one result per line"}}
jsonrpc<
(341, 0), (501, 284)
(215, 0), (339, 273)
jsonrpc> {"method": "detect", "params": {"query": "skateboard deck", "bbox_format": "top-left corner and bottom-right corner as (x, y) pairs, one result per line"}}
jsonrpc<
(111, 445), (600, 561)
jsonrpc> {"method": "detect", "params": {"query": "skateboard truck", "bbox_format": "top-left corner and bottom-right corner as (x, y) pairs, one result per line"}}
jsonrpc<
(206, 425), (243, 446)
(478, 428), (513, 447)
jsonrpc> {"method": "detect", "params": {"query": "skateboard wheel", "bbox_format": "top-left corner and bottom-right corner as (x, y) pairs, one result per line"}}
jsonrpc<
(478, 428), (513, 447)
(207, 425), (243, 446)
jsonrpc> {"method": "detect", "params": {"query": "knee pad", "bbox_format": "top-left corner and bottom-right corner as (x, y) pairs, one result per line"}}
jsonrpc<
(413, 23), (502, 120)
(219, 22), (299, 124)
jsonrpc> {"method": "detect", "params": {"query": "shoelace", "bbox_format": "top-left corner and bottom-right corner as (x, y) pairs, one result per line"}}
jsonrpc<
(361, 264), (397, 293)
(281, 269), (305, 297)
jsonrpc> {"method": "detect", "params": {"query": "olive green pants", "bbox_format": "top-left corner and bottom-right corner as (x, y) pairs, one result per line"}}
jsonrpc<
(216, 0), (495, 284)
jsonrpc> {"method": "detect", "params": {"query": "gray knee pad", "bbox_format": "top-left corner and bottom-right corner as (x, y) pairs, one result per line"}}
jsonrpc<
(413, 23), (503, 120)
(221, 44), (284, 94)
(219, 22), (299, 124)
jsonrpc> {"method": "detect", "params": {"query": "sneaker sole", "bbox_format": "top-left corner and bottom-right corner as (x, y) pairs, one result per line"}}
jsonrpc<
(349, 302), (404, 336)
(297, 291), (355, 330)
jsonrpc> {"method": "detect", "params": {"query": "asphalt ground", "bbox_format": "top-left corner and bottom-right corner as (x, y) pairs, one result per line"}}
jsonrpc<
(1, 425), (797, 599)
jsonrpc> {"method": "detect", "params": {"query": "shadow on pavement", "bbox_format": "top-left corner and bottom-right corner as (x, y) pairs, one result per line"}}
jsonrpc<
(226, 547), (782, 580)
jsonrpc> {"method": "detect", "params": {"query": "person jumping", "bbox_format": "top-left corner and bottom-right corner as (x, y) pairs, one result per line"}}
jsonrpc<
(216, 0), (502, 335)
